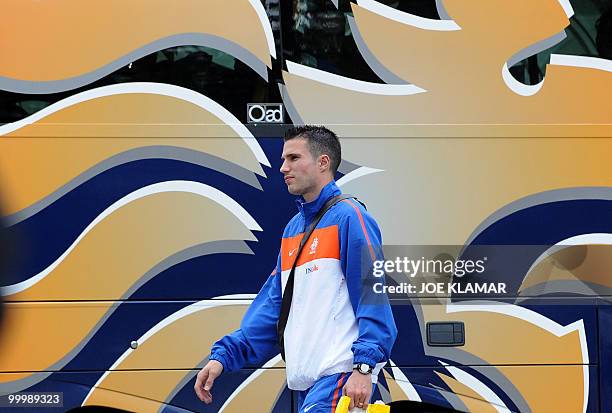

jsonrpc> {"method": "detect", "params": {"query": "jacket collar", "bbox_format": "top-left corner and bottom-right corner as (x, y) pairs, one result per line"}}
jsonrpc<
(295, 180), (341, 225)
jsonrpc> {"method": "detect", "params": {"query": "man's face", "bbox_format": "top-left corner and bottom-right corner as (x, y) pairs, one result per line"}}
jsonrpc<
(280, 138), (320, 197)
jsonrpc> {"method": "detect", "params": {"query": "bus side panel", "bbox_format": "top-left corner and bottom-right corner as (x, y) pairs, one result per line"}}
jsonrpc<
(598, 304), (612, 413)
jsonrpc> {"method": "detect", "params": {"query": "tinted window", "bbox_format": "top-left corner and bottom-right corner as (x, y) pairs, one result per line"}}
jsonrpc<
(510, 0), (610, 84)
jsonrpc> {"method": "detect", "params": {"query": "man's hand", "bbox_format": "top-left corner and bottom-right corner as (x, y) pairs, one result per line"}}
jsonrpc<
(342, 370), (372, 410)
(194, 360), (224, 404)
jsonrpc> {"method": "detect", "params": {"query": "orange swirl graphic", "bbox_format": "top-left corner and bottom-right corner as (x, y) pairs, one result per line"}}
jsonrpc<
(521, 244), (612, 294)
(336, 139), (612, 245)
(282, 0), (612, 135)
(417, 300), (587, 412)
(83, 301), (286, 412)
(0, 0), (274, 89)
(0, 84), (268, 218)
(436, 372), (500, 413)
(5, 187), (258, 302)
(0, 187), (259, 391)
(382, 369), (417, 402)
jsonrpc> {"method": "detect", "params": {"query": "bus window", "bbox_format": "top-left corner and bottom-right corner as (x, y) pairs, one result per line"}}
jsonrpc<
(280, 0), (447, 82)
(281, 0), (435, 82)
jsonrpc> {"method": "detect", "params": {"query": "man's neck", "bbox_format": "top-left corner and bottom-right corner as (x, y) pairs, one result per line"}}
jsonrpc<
(302, 178), (333, 203)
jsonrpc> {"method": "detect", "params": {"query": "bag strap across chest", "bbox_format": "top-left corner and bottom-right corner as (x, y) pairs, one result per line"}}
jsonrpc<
(276, 194), (365, 360)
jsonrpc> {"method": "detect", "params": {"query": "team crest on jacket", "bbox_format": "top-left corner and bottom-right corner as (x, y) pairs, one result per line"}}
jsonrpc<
(309, 237), (319, 255)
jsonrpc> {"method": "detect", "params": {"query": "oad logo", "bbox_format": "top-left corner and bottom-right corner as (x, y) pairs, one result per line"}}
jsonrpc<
(247, 103), (284, 123)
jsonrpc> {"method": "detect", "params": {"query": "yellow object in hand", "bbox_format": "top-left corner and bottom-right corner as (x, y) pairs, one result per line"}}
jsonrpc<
(335, 396), (351, 413)
(335, 396), (390, 413)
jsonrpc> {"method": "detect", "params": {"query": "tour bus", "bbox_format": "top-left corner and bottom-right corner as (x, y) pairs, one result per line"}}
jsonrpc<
(1, 0), (611, 411)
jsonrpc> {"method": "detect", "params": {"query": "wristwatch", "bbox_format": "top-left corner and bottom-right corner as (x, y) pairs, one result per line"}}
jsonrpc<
(353, 363), (373, 375)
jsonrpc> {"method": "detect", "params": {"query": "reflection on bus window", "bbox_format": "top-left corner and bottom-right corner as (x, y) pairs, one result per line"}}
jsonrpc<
(281, 0), (441, 81)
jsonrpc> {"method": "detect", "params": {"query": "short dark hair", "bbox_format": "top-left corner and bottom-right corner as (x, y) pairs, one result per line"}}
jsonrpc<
(284, 125), (341, 175)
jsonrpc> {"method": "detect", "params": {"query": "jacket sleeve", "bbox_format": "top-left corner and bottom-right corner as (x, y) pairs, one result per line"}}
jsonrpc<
(339, 201), (398, 368)
(208, 253), (282, 371)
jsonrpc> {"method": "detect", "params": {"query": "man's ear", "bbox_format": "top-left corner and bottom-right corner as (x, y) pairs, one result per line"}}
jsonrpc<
(319, 154), (331, 172)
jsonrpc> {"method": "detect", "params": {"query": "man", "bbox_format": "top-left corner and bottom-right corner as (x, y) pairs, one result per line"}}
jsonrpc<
(194, 126), (397, 412)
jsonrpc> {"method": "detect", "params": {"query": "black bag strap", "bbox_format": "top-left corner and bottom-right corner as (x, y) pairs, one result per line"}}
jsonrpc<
(277, 194), (364, 360)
